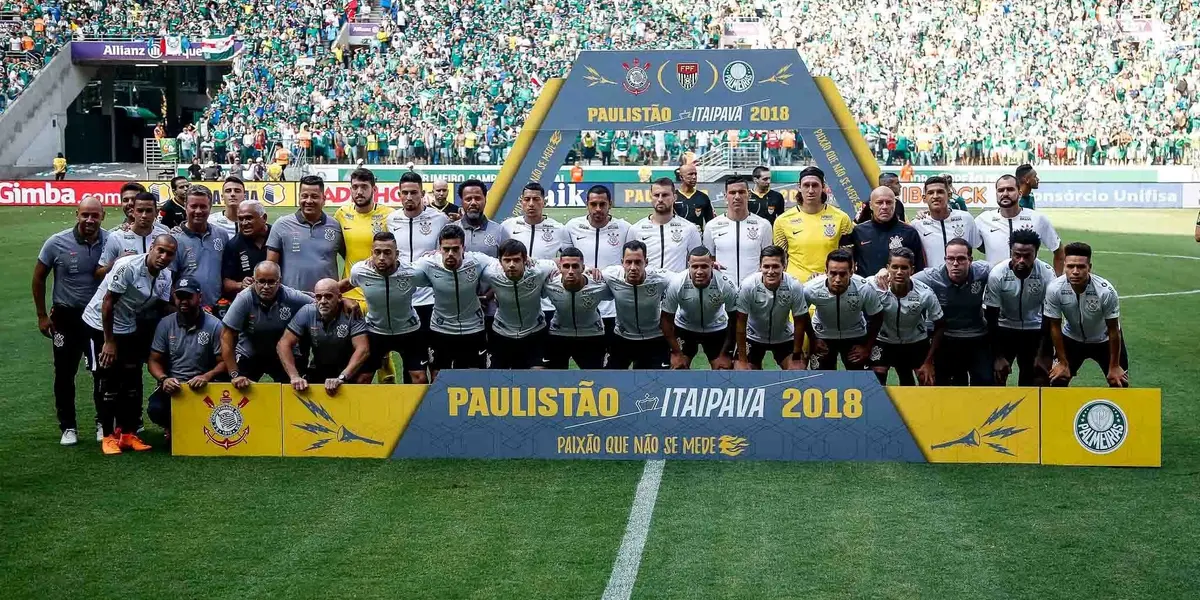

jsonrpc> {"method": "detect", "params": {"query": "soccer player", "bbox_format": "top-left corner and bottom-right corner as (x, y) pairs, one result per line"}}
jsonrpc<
(1044, 242), (1128, 388)
(82, 234), (176, 454)
(502, 182), (565, 323)
(170, 185), (231, 309)
(847, 186), (924, 277)
(983, 229), (1056, 385)
(748, 166), (786, 224)
(870, 248), (944, 386)
(798, 249), (884, 370)
(221, 199), (270, 300)
(344, 232), (428, 384)
(112, 182), (146, 230)
(336, 168), (395, 379)
(673, 163), (714, 231)
(478, 239), (558, 369)
(910, 175), (983, 266)
(412, 225), (489, 376)
(542, 246), (612, 369)
(628, 178), (702, 272)
(599, 240), (672, 369)
(278, 279), (371, 394)
(911, 238), (993, 386)
(386, 171), (449, 380)
(733, 246), (809, 370)
(703, 176), (773, 286)
(456, 178), (509, 257)
(976, 175), (1063, 272)
(267, 175), (344, 292)
(560, 185), (631, 342)
(943, 174), (969, 211)
(660, 247), (738, 370)
(146, 278), (225, 434)
(97, 192), (169, 279)
(33, 197), (108, 445)
(773, 166), (854, 282)
(158, 176), (190, 228)
(208, 176), (246, 236)
(429, 178), (461, 220)
(222, 261), (315, 388)
(1016, 164), (1039, 209)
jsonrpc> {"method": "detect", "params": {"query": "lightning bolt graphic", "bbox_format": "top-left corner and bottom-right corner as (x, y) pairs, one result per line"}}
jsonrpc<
(305, 438), (333, 451)
(582, 66), (615, 87)
(986, 443), (1015, 456)
(297, 394), (335, 424)
(758, 63), (794, 85)
(294, 422), (335, 435)
(981, 398), (1023, 428)
(983, 426), (1029, 439)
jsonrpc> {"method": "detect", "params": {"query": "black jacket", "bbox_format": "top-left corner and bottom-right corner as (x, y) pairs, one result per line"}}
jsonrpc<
(848, 218), (925, 276)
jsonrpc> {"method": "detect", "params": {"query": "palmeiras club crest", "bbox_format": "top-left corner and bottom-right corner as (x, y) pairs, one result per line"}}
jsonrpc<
(676, 62), (699, 90)
(622, 58), (652, 95)
(204, 390), (250, 450)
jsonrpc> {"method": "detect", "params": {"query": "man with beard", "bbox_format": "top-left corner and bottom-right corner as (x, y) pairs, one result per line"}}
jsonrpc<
(146, 278), (226, 435)
(748, 166), (786, 224)
(386, 171), (449, 381)
(703, 176), (773, 287)
(335, 168), (394, 380)
(797, 249), (884, 371)
(267, 175), (345, 292)
(660, 247), (738, 370)
(221, 200), (271, 301)
(673, 163), (714, 231)
(976, 175), (1063, 272)
(278, 279), (371, 394)
(1016, 164), (1039, 209)
(158, 176), (190, 228)
(112, 182), (146, 231)
(542, 246), (612, 369)
(477, 239), (558, 369)
(456, 179), (509, 257)
(733, 246), (809, 370)
(598, 240), (673, 370)
(983, 229), (1056, 385)
(343, 232), (429, 384)
(222, 261), (315, 387)
(170, 185), (232, 310)
(97, 192), (170, 279)
(910, 175), (983, 266)
(628, 178), (702, 272)
(847, 186), (924, 277)
(1044, 242), (1129, 388)
(502, 182), (565, 326)
(411, 225), (490, 377)
(428, 178), (461, 220)
(208, 176), (246, 236)
(774, 166), (854, 283)
(869, 248), (944, 386)
(33, 198), (109, 445)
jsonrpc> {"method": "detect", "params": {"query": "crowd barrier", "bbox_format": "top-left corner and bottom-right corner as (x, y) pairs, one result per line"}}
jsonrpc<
(173, 371), (1160, 467)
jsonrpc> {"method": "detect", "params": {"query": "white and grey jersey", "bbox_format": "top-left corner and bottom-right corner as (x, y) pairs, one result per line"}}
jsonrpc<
(600, 265), (671, 340)
(82, 254), (173, 335)
(803, 274), (885, 340)
(736, 273), (809, 345)
(502, 216), (565, 312)
(911, 210), (982, 267)
(385, 207), (448, 306)
(877, 281), (944, 344)
(479, 258), (556, 339)
(983, 259), (1056, 330)
(560, 216), (631, 318)
(702, 214), (773, 285)
(348, 259), (422, 336)
(661, 270), (739, 333)
(912, 262), (991, 338)
(975, 208), (1061, 265)
(208, 212), (238, 236)
(543, 275), (612, 338)
(1044, 274), (1120, 343)
(626, 215), (702, 272)
(99, 223), (172, 267)
(411, 252), (488, 335)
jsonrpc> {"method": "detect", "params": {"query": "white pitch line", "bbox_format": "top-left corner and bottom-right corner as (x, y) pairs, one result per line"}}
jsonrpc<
(1120, 289), (1200, 299)
(1096, 251), (1200, 261)
(602, 459), (666, 600)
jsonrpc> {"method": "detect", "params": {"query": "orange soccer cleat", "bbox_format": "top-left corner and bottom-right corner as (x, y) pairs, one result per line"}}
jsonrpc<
(118, 432), (152, 452)
(101, 435), (122, 455)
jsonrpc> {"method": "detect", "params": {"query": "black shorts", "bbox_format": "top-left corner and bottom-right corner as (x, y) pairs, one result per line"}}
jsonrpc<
(236, 353), (290, 383)
(429, 331), (487, 370)
(607, 336), (670, 370)
(86, 328), (147, 371)
(746, 339), (793, 367)
(870, 339), (931, 371)
(415, 304), (434, 336)
(677, 327), (729, 360)
(545, 334), (607, 369)
(813, 336), (869, 370)
(1062, 336), (1130, 376)
(489, 330), (547, 369)
(365, 330), (429, 373)
(995, 327), (1043, 365)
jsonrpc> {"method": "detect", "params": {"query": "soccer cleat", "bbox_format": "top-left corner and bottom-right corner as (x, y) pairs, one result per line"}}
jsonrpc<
(96, 423), (104, 442)
(118, 433), (152, 452)
(60, 429), (78, 446)
(101, 435), (122, 455)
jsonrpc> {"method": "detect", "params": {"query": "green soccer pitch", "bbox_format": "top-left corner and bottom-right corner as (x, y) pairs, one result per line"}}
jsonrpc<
(2, 206), (1199, 599)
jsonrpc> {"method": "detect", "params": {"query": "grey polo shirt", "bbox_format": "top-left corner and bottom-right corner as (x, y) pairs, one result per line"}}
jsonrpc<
(151, 311), (224, 379)
(170, 223), (231, 306)
(458, 217), (509, 258)
(222, 285), (314, 359)
(82, 254), (173, 334)
(266, 211), (344, 292)
(912, 262), (992, 338)
(100, 223), (172, 267)
(285, 304), (367, 373)
(37, 227), (109, 309)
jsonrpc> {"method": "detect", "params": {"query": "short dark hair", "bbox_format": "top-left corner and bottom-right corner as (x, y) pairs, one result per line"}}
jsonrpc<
(373, 231), (396, 244)
(725, 175), (749, 190)
(945, 237), (973, 255)
(459, 178), (487, 198)
(622, 239), (648, 259)
(1015, 164), (1034, 183)
(1009, 228), (1042, 250)
(888, 247), (916, 265)
(351, 167), (378, 186)
(751, 166), (770, 179)
(826, 248), (854, 268)
(652, 177), (675, 190)
(133, 191), (158, 206)
(522, 182), (545, 197)
(586, 185), (611, 204)
(560, 246), (584, 260)
(121, 182), (146, 195)
(878, 172), (899, 184)
(760, 245), (786, 265)
(498, 239), (528, 259)
(924, 175), (950, 192)
(399, 171), (422, 186)
(438, 224), (465, 243)
(1064, 242), (1092, 261)
(170, 176), (189, 188)
(299, 175), (325, 193)
(223, 175), (245, 189)
(688, 245), (712, 259)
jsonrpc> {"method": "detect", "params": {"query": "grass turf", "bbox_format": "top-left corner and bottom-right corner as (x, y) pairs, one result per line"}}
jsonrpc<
(2, 206), (1198, 599)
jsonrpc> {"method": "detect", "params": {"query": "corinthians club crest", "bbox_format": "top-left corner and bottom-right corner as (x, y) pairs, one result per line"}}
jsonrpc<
(622, 58), (652, 95)
(204, 391), (251, 450)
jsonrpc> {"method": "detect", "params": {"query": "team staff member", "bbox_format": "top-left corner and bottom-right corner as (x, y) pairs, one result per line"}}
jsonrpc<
(208, 176), (246, 235)
(429, 178), (461, 220)
(221, 200), (271, 300)
(502, 182), (565, 323)
(661, 247), (738, 370)
(798, 249), (884, 370)
(478, 240), (558, 369)
(600, 240), (672, 369)
(386, 171), (449, 381)
(33, 198), (108, 445)
(560, 185), (631, 347)
(98, 193), (171, 278)
(146, 278), (226, 433)
(278, 279), (371, 394)
(411, 225), (490, 376)
(847, 186), (924, 277)
(703, 176), (773, 286)
(629, 178), (703, 272)
(82, 235), (176, 454)
(984, 229), (1056, 385)
(159, 176), (190, 228)
(857, 172), (908, 223)
(733, 246), (809, 370)
(170, 186), (231, 309)
(344, 232), (428, 384)
(222, 261), (315, 387)
(911, 175), (983, 266)
(1044, 242), (1129, 388)
(674, 163), (714, 231)
(748, 166), (786, 223)
(774, 166), (854, 282)
(911, 238), (993, 386)
(113, 182), (147, 230)
(457, 179), (509, 257)
(870, 248), (944, 386)
(542, 247), (612, 369)
(976, 175), (1063, 272)
(267, 175), (345, 292)
(1016, 164), (1039, 209)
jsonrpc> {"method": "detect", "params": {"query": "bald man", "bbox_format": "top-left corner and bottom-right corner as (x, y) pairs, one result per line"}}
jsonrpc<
(222, 261), (315, 388)
(428, 178), (461, 220)
(34, 198), (109, 445)
(674, 163), (714, 231)
(277, 278), (371, 395)
(847, 186), (925, 277)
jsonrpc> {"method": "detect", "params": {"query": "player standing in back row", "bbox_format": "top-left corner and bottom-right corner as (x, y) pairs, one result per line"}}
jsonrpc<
(976, 175), (1063, 273)
(628, 178), (702, 272)
(773, 166), (854, 282)
(703, 176), (773, 286)
(673, 163), (714, 231)
(502, 182), (564, 324)
(748, 166), (786, 224)
(910, 175), (983, 267)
